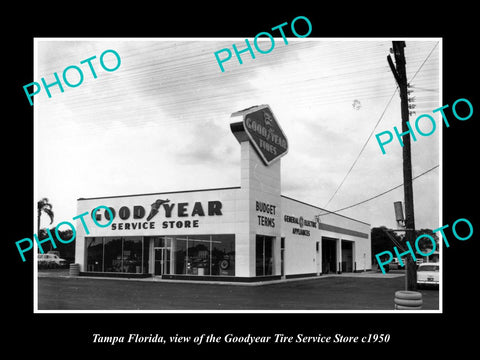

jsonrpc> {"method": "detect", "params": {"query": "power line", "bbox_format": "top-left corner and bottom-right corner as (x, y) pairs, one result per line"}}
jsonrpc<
(410, 85), (439, 93)
(39, 40), (440, 133)
(327, 164), (439, 214)
(408, 42), (439, 82)
(323, 87), (398, 208)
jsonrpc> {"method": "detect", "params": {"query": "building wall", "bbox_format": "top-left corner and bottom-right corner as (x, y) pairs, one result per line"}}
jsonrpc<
(281, 196), (371, 275)
(75, 188), (243, 272)
(75, 162), (372, 277)
(75, 118), (371, 278)
(236, 140), (282, 277)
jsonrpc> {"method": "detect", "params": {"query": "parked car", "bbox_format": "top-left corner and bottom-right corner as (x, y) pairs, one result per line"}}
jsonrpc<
(38, 253), (68, 268)
(416, 262), (439, 288)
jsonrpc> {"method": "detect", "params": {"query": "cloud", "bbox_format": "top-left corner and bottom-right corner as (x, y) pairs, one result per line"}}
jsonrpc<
(174, 119), (237, 165)
(35, 39), (441, 230)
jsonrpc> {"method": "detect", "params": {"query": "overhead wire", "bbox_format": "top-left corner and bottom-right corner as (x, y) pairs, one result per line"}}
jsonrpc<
(38, 40), (437, 118)
(321, 41), (439, 209)
(408, 42), (439, 82)
(37, 40), (440, 155)
(322, 87), (398, 209)
(320, 164), (439, 215)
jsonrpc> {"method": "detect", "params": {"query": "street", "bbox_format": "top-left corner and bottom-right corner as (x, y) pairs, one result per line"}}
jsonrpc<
(37, 271), (439, 311)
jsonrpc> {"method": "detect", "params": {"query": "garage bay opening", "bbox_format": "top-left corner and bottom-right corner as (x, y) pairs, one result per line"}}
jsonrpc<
(322, 237), (337, 274)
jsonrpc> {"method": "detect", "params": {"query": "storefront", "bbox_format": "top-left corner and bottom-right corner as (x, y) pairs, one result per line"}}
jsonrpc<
(75, 105), (371, 281)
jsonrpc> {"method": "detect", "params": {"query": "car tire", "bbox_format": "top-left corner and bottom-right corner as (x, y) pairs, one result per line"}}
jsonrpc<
(395, 304), (422, 310)
(395, 290), (422, 300)
(394, 297), (423, 307)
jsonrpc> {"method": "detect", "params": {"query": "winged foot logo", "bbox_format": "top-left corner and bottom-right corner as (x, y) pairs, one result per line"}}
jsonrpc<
(146, 199), (170, 221)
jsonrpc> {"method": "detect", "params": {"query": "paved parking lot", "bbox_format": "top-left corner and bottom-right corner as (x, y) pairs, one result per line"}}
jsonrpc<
(37, 271), (439, 311)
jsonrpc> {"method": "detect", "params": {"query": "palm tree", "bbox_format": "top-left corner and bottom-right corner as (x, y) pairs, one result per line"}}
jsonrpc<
(37, 198), (54, 235)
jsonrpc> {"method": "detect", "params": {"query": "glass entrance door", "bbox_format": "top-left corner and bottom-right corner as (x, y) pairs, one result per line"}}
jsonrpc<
(154, 247), (171, 275)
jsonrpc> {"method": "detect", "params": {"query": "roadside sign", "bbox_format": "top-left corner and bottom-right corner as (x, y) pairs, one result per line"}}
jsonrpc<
(231, 104), (288, 166)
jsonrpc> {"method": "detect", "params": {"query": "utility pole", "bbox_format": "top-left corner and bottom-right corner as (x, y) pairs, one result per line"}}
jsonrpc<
(387, 41), (417, 290)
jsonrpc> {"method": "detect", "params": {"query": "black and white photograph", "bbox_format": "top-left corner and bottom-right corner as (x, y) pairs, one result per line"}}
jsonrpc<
(33, 37), (441, 312)
(7, 6), (478, 356)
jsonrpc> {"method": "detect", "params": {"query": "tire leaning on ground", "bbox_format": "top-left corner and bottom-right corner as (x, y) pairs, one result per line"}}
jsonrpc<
(394, 290), (423, 310)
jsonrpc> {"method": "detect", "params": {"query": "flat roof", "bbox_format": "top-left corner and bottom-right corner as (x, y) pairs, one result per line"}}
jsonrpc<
(77, 186), (369, 226)
(77, 186), (241, 201)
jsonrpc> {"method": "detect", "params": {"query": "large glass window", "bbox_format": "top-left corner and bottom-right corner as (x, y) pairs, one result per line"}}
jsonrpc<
(104, 237), (123, 272)
(86, 236), (144, 273)
(143, 237), (150, 274)
(170, 235), (235, 276)
(211, 235), (235, 276)
(256, 235), (274, 276)
(85, 235), (235, 276)
(174, 237), (188, 275)
(153, 236), (171, 248)
(187, 235), (211, 275)
(123, 237), (143, 273)
(86, 237), (103, 272)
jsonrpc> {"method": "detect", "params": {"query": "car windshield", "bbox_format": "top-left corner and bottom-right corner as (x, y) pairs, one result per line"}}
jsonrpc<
(418, 265), (439, 272)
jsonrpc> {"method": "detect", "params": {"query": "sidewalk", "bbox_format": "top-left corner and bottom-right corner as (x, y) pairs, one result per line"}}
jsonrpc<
(37, 269), (404, 286)
(37, 273), (439, 310)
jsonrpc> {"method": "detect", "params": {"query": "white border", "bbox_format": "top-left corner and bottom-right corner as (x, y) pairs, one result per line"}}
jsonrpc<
(33, 38), (39, 312)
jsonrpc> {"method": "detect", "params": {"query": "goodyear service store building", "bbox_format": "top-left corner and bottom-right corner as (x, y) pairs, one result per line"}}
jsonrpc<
(75, 105), (371, 281)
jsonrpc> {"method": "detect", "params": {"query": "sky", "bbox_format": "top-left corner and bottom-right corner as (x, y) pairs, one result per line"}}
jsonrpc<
(35, 38), (441, 232)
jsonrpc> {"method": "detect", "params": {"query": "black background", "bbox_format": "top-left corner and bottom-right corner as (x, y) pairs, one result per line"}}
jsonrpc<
(6, 4), (478, 355)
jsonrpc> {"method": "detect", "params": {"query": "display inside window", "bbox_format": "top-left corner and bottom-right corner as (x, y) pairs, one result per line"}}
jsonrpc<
(171, 234), (235, 276)
(86, 237), (103, 272)
(211, 235), (235, 276)
(85, 236), (144, 273)
(256, 235), (274, 276)
(123, 237), (143, 273)
(85, 235), (235, 276)
(104, 237), (123, 272)
(187, 235), (211, 275)
(174, 237), (188, 275)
